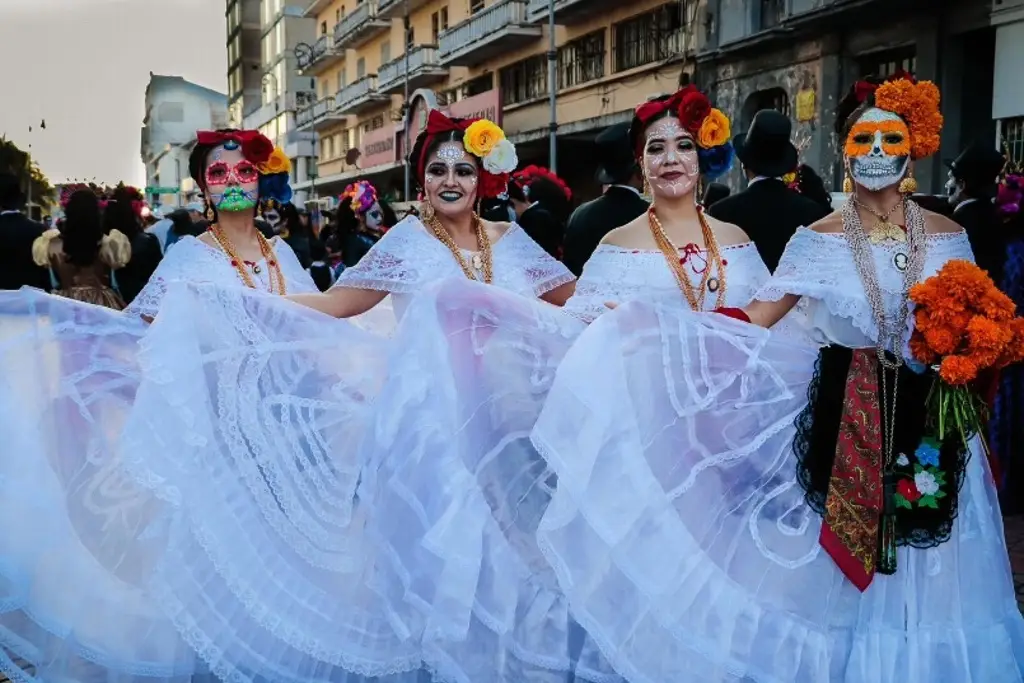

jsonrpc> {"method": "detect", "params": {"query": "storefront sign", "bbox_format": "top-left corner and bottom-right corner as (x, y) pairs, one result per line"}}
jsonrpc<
(795, 89), (816, 123)
(360, 124), (398, 169)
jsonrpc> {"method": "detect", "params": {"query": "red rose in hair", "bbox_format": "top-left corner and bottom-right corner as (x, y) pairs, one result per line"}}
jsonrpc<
(678, 89), (712, 136)
(240, 132), (274, 165)
(479, 171), (509, 200)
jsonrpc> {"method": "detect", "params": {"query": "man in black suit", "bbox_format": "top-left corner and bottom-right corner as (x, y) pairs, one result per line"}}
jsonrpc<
(708, 110), (830, 272)
(562, 122), (649, 276)
(946, 143), (1007, 287)
(0, 172), (49, 291)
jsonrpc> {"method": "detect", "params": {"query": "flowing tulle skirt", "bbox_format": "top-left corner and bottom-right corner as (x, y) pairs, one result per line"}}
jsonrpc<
(359, 278), (624, 682)
(0, 285), (428, 683)
(532, 301), (1024, 683)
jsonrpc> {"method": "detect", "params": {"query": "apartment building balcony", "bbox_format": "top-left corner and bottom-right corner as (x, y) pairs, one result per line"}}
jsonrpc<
(438, 0), (541, 67)
(377, 45), (448, 94)
(296, 96), (349, 131)
(298, 35), (342, 74)
(336, 75), (391, 115)
(334, 1), (390, 51)
(376, 0), (432, 20)
(525, 0), (614, 24)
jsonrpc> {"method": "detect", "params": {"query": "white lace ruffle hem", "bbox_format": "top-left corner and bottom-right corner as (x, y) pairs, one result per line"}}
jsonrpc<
(532, 301), (1024, 683)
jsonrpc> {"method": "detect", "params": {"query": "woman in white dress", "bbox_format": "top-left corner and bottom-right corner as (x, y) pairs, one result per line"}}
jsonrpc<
(357, 86), (800, 683)
(0, 111), (577, 683)
(533, 75), (1024, 682)
(0, 129), (320, 683)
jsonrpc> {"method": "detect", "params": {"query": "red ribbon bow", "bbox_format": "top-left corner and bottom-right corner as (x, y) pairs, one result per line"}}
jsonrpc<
(853, 69), (917, 103)
(632, 85), (712, 153)
(196, 129), (274, 165)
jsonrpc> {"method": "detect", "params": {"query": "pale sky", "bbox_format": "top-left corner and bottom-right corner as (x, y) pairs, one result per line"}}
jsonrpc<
(0, 0), (226, 186)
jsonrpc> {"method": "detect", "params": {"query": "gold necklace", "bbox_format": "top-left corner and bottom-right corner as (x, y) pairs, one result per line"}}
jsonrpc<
(852, 196), (907, 244)
(647, 207), (727, 311)
(426, 212), (494, 284)
(209, 224), (287, 294)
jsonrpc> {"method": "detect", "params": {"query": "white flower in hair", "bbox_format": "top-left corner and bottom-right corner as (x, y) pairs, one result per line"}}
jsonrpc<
(483, 139), (518, 175)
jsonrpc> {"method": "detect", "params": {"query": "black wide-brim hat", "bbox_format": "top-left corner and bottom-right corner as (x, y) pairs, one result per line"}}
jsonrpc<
(594, 122), (638, 185)
(945, 143), (1005, 186)
(733, 109), (798, 179)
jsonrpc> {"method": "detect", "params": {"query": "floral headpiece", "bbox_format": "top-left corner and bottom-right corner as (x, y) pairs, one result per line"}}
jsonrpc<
(340, 180), (378, 215)
(414, 109), (518, 199)
(630, 85), (734, 179)
(195, 129), (293, 205)
(850, 71), (943, 159)
(512, 165), (571, 201)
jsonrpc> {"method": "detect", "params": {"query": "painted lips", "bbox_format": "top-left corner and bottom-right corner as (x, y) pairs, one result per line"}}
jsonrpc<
(438, 191), (463, 202)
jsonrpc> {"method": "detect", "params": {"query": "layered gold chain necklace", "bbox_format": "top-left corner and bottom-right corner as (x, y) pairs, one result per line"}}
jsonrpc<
(426, 212), (494, 284)
(209, 224), (287, 294)
(647, 207), (727, 311)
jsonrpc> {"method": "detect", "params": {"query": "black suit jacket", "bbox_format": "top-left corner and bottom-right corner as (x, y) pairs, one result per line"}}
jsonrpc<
(708, 179), (831, 272)
(563, 186), (649, 276)
(0, 211), (49, 291)
(517, 203), (563, 259)
(953, 199), (1004, 287)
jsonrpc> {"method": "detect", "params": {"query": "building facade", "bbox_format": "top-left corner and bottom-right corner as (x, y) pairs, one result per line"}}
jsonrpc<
(140, 75), (229, 209)
(227, 0), (264, 128)
(287, 0), (1008, 205)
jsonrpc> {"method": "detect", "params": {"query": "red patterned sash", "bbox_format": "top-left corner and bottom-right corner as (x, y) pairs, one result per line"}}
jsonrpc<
(818, 349), (884, 592)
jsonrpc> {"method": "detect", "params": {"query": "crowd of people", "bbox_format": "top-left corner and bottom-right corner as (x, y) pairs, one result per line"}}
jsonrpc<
(0, 69), (1023, 683)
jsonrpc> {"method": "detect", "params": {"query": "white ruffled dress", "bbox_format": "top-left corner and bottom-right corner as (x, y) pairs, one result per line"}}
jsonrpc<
(0, 235), (318, 683)
(359, 240), (776, 682)
(0, 216), (574, 683)
(532, 228), (1024, 683)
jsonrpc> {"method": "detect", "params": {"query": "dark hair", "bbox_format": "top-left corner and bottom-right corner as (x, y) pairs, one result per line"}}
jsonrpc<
(61, 190), (105, 266)
(168, 209), (195, 236)
(525, 177), (572, 225)
(0, 172), (23, 211)
(408, 125), (480, 190)
(102, 187), (142, 240)
(379, 198), (398, 228)
(834, 75), (894, 141)
(479, 197), (513, 222)
(280, 202), (311, 237)
(794, 164), (832, 210)
(188, 128), (259, 222)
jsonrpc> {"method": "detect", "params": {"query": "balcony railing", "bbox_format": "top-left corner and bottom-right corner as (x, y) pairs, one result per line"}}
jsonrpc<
(376, 0), (431, 18)
(438, 0), (539, 65)
(336, 75), (389, 112)
(334, 1), (389, 49)
(297, 96), (346, 128)
(377, 45), (446, 92)
(525, 0), (596, 22)
(298, 35), (338, 71)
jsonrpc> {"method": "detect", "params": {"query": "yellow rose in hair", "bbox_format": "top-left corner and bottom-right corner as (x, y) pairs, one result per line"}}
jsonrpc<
(463, 120), (505, 157)
(259, 147), (292, 175)
(697, 108), (731, 149)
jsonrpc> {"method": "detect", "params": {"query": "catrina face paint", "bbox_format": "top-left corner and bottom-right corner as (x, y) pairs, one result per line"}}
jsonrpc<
(845, 107), (911, 192)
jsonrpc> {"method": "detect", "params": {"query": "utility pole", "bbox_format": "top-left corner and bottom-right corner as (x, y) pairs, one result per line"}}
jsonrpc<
(547, 0), (557, 172)
(403, 0), (412, 201)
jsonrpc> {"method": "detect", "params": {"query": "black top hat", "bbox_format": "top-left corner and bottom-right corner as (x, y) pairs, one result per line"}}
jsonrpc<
(0, 172), (23, 209)
(945, 144), (1005, 187)
(594, 122), (637, 185)
(733, 110), (798, 179)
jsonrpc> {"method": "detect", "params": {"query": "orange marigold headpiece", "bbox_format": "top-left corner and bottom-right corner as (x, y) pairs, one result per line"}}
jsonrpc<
(853, 71), (943, 160)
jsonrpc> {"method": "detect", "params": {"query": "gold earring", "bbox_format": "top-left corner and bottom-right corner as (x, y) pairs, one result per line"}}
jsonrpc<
(842, 174), (853, 194)
(420, 198), (435, 222)
(642, 173), (652, 201)
(697, 175), (705, 205)
(898, 166), (918, 194)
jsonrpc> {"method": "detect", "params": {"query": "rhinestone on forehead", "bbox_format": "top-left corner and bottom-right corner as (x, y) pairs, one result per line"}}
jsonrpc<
(222, 139), (241, 151)
(646, 117), (687, 142)
(436, 144), (467, 164)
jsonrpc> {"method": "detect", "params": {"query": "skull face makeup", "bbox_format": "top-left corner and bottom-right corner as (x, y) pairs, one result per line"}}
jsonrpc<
(363, 201), (383, 230)
(642, 116), (700, 201)
(205, 144), (259, 212)
(424, 141), (479, 219)
(845, 107), (911, 192)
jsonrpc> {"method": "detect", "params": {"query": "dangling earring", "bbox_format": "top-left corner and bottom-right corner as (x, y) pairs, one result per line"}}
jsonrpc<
(696, 175), (705, 206)
(421, 197), (435, 222)
(205, 197), (215, 222)
(898, 164), (918, 194)
(842, 173), (854, 194)
(642, 172), (652, 202)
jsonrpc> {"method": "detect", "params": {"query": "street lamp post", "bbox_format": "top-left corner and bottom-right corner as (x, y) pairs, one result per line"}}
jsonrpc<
(403, 0), (412, 201)
(547, 0), (557, 173)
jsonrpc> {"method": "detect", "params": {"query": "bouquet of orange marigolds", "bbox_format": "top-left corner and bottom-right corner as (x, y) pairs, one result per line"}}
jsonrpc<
(910, 259), (1024, 449)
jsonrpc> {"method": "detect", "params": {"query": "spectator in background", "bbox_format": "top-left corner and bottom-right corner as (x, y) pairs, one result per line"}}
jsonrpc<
(308, 238), (334, 292)
(947, 143), (1008, 285)
(562, 122), (648, 275)
(31, 189), (131, 310)
(105, 186), (162, 304)
(163, 208), (206, 251)
(790, 164), (833, 213)
(506, 174), (566, 258)
(146, 206), (174, 252)
(0, 171), (49, 291)
(280, 202), (315, 269)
